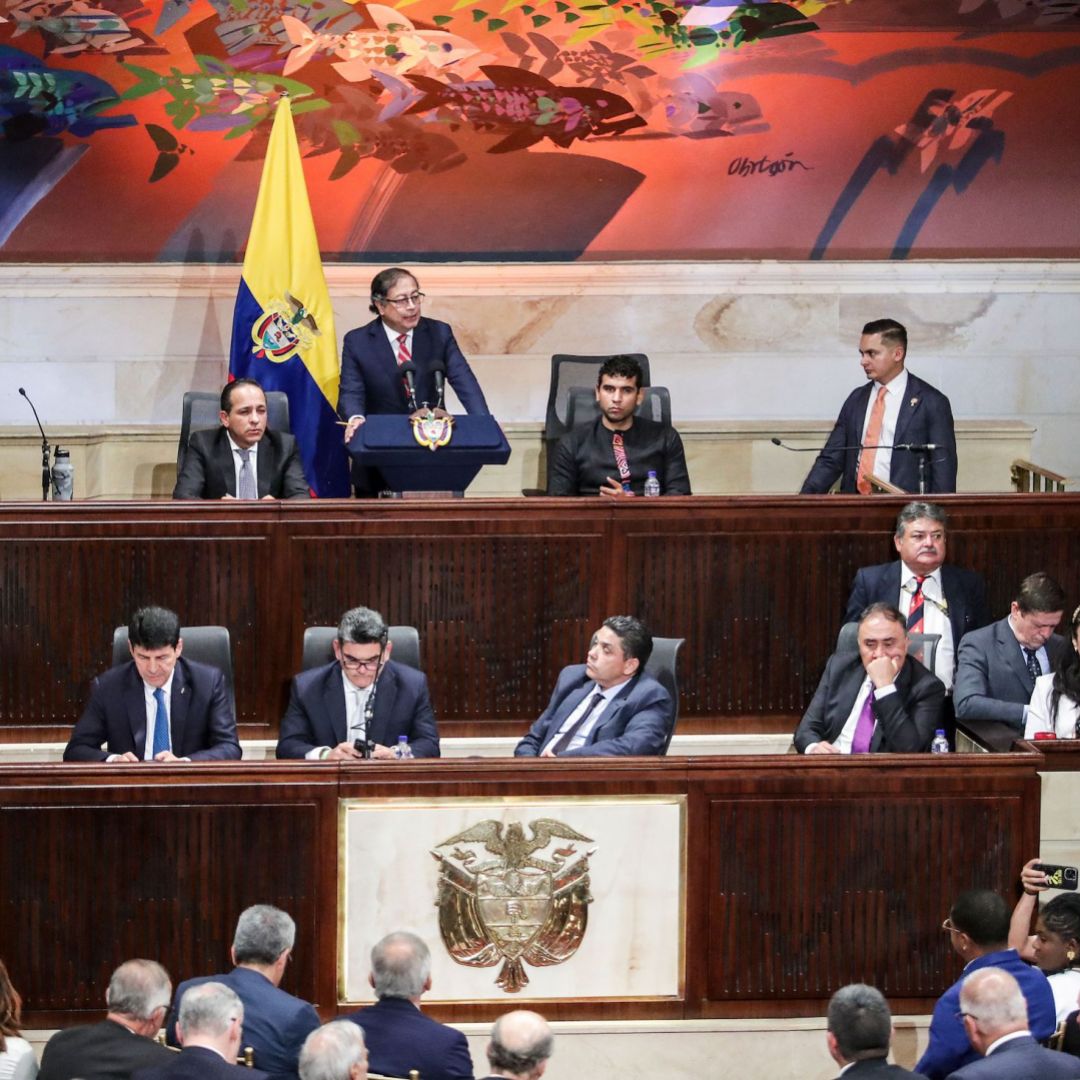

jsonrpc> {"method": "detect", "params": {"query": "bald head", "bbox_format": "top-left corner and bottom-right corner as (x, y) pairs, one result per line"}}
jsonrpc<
(959, 967), (1029, 1056)
(370, 931), (431, 1000)
(487, 1010), (553, 1080)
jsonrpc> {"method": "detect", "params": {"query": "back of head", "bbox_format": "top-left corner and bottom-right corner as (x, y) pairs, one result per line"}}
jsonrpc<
(862, 318), (908, 353)
(337, 607), (388, 647)
(1016, 572), (1066, 616)
(233, 905), (296, 965)
(178, 981), (243, 1040)
(951, 890), (1010, 948)
(826, 984), (891, 1063)
(895, 501), (947, 539)
(221, 378), (264, 414)
(106, 959), (172, 1021)
(487, 1010), (554, 1079)
(129, 607), (181, 650)
(0, 960), (23, 1045)
(299, 1020), (367, 1080)
(371, 931), (430, 1000)
(960, 967), (1028, 1037)
(596, 355), (643, 390)
(602, 615), (653, 669)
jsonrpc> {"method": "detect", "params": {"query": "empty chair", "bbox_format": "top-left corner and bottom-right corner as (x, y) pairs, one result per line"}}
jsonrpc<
(177, 389), (291, 472)
(301, 626), (421, 672)
(645, 636), (684, 754)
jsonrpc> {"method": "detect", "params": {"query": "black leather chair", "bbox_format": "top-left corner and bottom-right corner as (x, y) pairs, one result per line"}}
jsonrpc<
(645, 636), (684, 754)
(112, 625), (235, 715)
(835, 621), (941, 672)
(177, 390), (291, 473)
(301, 626), (421, 672)
(543, 353), (651, 451)
(565, 385), (672, 430)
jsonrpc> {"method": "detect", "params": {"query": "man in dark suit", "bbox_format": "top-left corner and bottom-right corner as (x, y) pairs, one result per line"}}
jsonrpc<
(801, 318), (957, 495)
(480, 1010), (552, 1080)
(825, 984), (928, 1079)
(845, 501), (989, 693)
(64, 606), (240, 763)
(944, 966), (1080, 1079)
(173, 378), (309, 500)
(298, 1022), (368, 1080)
(794, 603), (945, 754)
(955, 572), (1068, 732)
(344, 932), (473, 1080)
(137, 982), (269, 1080)
(38, 959), (176, 1080)
(276, 606), (439, 760)
(515, 615), (672, 758)
(167, 906), (319, 1080)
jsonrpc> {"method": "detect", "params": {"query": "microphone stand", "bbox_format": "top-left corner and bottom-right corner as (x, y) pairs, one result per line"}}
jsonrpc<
(353, 632), (390, 758)
(18, 387), (51, 501)
(771, 438), (939, 495)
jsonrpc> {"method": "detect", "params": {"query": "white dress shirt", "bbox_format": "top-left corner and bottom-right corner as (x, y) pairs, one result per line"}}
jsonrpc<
(382, 320), (413, 357)
(860, 368), (909, 484)
(304, 669), (375, 759)
(542, 681), (624, 755)
(899, 564), (953, 690)
(226, 431), (258, 497)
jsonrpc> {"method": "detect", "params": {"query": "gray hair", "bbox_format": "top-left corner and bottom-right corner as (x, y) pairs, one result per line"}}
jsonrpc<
(895, 501), (947, 538)
(826, 984), (891, 1062)
(299, 1021), (367, 1080)
(105, 959), (172, 1021)
(960, 967), (1028, 1033)
(371, 931), (431, 999)
(233, 905), (296, 965)
(337, 607), (388, 647)
(487, 1010), (553, 1077)
(178, 981), (243, 1038)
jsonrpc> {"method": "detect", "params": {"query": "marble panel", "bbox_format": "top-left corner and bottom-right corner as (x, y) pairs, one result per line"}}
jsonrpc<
(113, 359), (229, 424)
(1040, 771), (1080, 843)
(0, 361), (115, 425)
(693, 294), (842, 354)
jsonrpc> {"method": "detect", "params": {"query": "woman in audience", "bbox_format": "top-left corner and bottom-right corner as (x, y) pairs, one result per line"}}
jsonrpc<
(1026, 605), (1080, 738)
(0, 960), (37, 1080)
(1009, 858), (1080, 1021)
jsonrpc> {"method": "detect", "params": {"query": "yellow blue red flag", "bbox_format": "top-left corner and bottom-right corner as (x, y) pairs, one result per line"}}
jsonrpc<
(229, 96), (349, 496)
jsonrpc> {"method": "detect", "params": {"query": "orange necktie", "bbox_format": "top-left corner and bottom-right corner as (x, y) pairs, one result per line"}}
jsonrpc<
(857, 386), (887, 495)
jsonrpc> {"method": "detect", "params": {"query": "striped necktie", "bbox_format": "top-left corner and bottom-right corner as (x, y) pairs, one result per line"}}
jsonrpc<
(907, 577), (926, 633)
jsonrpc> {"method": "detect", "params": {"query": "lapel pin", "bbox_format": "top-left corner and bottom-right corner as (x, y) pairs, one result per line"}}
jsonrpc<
(909, 397), (919, 407)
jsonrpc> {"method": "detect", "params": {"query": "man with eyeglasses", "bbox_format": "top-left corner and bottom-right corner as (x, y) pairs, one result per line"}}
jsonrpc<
(276, 606), (440, 760)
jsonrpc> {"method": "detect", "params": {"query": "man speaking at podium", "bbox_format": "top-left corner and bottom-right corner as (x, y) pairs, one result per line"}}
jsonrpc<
(800, 319), (957, 495)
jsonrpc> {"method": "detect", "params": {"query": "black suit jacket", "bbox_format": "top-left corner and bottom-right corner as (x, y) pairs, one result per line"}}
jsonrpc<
(794, 652), (946, 753)
(133, 1045), (270, 1080)
(39, 1019), (175, 1080)
(838, 1059), (929, 1079)
(173, 427), (309, 500)
(276, 659), (440, 758)
(955, 616), (1069, 728)
(800, 372), (957, 494)
(64, 658), (241, 762)
(944, 1034), (1080, 1079)
(845, 562), (990, 651)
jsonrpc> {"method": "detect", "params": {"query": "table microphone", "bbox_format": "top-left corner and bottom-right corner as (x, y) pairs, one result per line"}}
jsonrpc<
(431, 360), (446, 411)
(398, 361), (419, 411)
(18, 387), (51, 501)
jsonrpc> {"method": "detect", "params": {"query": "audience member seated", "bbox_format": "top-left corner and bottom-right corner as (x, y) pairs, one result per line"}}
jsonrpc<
(276, 607), (440, 760)
(38, 959), (175, 1080)
(825, 983), (927, 1079)
(945, 967), (1080, 1079)
(1008, 858), (1080, 1022)
(794, 603), (945, 754)
(956, 573), (1068, 733)
(168, 906), (319, 1080)
(1027, 605), (1080, 740)
(173, 378), (309, 501)
(298, 1023), (367, 1080)
(546, 355), (690, 497)
(481, 1011), (553, 1080)
(136, 982), (268, 1080)
(63, 606), (240, 763)
(0, 960), (37, 1080)
(343, 931), (473, 1080)
(915, 890), (1056, 1079)
(844, 501), (989, 693)
(515, 615), (672, 758)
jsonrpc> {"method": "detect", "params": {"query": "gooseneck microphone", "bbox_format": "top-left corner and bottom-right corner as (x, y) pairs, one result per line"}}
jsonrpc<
(18, 387), (51, 501)
(770, 437), (940, 452)
(398, 361), (419, 411)
(431, 360), (446, 411)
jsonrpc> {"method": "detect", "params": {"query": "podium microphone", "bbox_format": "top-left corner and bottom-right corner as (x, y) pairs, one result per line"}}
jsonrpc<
(770, 437), (936, 453)
(18, 387), (51, 501)
(431, 360), (446, 411)
(398, 361), (419, 411)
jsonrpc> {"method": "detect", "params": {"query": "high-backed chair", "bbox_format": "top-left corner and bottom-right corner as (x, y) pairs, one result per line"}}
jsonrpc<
(565, 385), (672, 430)
(543, 353), (651, 451)
(645, 636), (684, 754)
(177, 390), (291, 472)
(835, 621), (941, 673)
(112, 625), (235, 715)
(301, 626), (422, 672)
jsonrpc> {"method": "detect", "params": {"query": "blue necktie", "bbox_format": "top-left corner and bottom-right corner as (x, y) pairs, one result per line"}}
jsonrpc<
(152, 687), (170, 756)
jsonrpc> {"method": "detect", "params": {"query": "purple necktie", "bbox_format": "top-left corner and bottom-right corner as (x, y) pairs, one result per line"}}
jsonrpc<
(851, 690), (875, 754)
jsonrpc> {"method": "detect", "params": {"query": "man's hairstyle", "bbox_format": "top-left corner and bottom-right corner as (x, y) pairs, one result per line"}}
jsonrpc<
(596, 355), (644, 390)
(220, 378), (264, 414)
(959, 967), (1027, 1032)
(105, 959), (172, 1020)
(371, 931), (431, 999)
(862, 318), (907, 353)
(337, 607), (388, 647)
(178, 981), (243, 1038)
(487, 1011), (554, 1077)
(233, 905), (296, 965)
(1015, 571), (1067, 616)
(895, 501), (947, 538)
(950, 890), (1011, 947)
(128, 606), (181, 650)
(857, 602), (907, 633)
(0, 960), (24, 1045)
(602, 615), (653, 668)
(369, 267), (417, 314)
(299, 1020), (367, 1080)
(826, 984), (891, 1062)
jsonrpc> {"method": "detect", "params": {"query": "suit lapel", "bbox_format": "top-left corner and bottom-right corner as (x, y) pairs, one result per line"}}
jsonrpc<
(995, 619), (1031, 696)
(893, 373), (922, 446)
(832, 659), (868, 744)
(170, 659), (190, 756)
(124, 664), (148, 758)
(941, 565), (968, 642)
(370, 664), (398, 747)
(256, 432), (272, 498)
(323, 667), (348, 746)
(373, 320), (409, 409)
(587, 679), (636, 743)
(551, 681), (594, 740)
(213, 429), (237, 497)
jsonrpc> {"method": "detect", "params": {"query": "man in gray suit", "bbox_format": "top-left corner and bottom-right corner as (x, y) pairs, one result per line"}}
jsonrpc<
(955, 572), (1068, 732)
(826, 984), (928, 1078)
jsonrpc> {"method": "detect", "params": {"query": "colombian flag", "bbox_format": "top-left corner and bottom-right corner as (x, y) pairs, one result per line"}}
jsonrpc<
(229, 97), (349, 497)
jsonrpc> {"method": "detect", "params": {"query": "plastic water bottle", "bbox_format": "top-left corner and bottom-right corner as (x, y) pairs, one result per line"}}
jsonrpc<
(393, 735), (413, 759)
(644, 471), (661, 497)
(931, 729), (950, 754)
(51, 447), (73, 501)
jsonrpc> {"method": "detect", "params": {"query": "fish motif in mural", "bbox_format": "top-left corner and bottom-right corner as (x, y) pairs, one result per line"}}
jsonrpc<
(628, 72), (768, 136)
(280, 6), (481, 81)
(8, 0), (164, 57)
(958, 0), (1080, 24)
(501, 32), (655, 86)
(894, 86), (1012, 172)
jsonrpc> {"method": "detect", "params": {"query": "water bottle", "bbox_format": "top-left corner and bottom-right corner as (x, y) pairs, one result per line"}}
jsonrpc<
(930, 729), (950, 754)
(643, 471), (661, 497)
(51, 447), (74, 501)
(393, 735), (413, 759)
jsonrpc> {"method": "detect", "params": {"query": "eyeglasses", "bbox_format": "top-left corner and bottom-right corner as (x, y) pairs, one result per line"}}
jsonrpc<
(340, 653), (382, 672)
(942, 918), (956, 932)
(955, 1010), (980, 1022)
(380, 292), (425, 308)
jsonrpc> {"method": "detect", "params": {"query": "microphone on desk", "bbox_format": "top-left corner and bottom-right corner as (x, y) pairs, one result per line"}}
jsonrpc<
(770, 437), (940, 453)
(398, 361), (419, 412)
(431, 360), (446, 411)
(18, 386), (52, 502)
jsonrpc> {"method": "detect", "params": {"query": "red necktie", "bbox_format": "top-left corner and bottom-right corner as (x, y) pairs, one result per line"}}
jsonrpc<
(857, 386), (887, 495)
(907, 577), (925, 633)
(396, 333), (410, 366)
(851, 690), (875, 754)
(612, 433), (631, 483)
